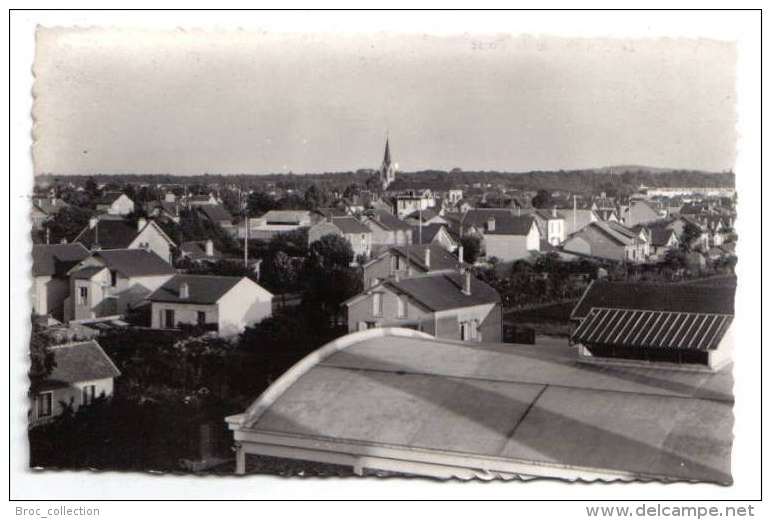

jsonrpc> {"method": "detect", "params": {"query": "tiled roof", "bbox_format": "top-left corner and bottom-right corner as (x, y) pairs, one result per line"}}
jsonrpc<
(571, 281), (736, 319)
(70, 265), (108, 280)
(649, 228), (677, 247)
(198, 204), (233, 223)
(590, 221), (644, 245)
(32, 198), (69, 215)
(90, 249), (176, 277)
(31, 243), (90, 277)
(332, 216), (371, 234)
(179, 241), (223, 261)
(148, 274), (271, 304)
(389, 244), (463, 272)
(571, 308), (732, 351)
(94, 192), (127, 205)
(417, 224), (455, 245)
(460, 209), (536, 236)
(42, 340), (121, 389)
(368, 210), (413, 231)
(74, 219), (140, 249)
(385, 272), (500, 311)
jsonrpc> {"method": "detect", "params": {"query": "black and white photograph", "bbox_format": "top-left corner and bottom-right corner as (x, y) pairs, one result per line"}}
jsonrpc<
(10, 9), (762, 505)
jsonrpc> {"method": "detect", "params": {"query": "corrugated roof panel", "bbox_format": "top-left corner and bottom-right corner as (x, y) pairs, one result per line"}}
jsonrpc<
(571, 308), (732, 351)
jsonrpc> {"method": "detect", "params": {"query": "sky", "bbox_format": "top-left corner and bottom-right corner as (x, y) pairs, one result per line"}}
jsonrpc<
(33, 28), (737, 175)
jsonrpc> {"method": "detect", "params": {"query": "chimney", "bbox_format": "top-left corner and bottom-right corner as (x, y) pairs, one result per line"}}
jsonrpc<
(552, 206), (557, 218)
(487, 217), (496, 232)
(137, 217), (147, 231)
(457, 245), (465, 264)
(601, 191), (606, 198)
(462, 270), (472, 295)
(205, 239), (214, 256)
(179, 282), (189, 299)
(424, 247), (431, 268)
(89, 217), (99, 229)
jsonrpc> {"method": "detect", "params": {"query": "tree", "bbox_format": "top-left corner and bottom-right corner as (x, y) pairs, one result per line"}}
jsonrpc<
(459, 234), (482, 264)
(29, 318), (55, 395)
(247, 191), (277, 215)
(43, 206), (94, 244)
(531, 189), (555, 209)
(304, 184), (330, 209)
(680, 222), (703, 252)
(308, 234), (354, 270)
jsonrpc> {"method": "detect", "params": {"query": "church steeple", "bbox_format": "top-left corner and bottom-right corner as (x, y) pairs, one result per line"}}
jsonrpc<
(379, 138), (396, 190)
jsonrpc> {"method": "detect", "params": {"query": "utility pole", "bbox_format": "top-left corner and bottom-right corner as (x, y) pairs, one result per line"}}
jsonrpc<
(242, 185), (249, 268)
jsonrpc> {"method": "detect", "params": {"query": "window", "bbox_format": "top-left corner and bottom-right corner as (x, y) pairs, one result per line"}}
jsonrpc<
(397, 295), (407, 318)
(373, 293), (383, 317)
(163, 309), (175, 329)
(37, 392), (52, 418)
(460, 322), (470, 341)
(196, 311), (206, 327)
(82, 385), (96, 406)
(110, 270), (117, 286)
(78, 286), (88, 305)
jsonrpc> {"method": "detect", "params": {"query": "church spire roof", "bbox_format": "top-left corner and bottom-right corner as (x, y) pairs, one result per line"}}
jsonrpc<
(382, 138), (392, 167)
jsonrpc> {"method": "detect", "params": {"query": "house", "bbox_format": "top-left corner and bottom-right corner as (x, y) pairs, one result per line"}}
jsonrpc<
(66, 249), (176, 322)
(73, 216), (176, 264)
(570, 281), (735, 370)
(31, 243), (91, 321)
(558, 208), (600, 236)
(198, 204), (234, 227)
(186, 193), (219, 206)
(363, 244), (465, 287)
(147, 200), (182, 224)
(307, 216), (373, 260)
(94, 192), (135, 215)
(147, 274), (273, 337)
(459, 209), (541, 262)
(31, 198), (70, 230)
(394, 190), (436, 218)
(178, 240), (223, 265)
(622, 199), (664, 227)
(227, 327), (732, 483)
(415, 224), (458, 251)
(244, 210), (313, 241)
(345, 270), (501, 342)
(561, 221), (649, 263)
(646, 228), (680, 262)
(30, 340), (121, 425)
(364, 209), (414, 254)
(402, 208), (448, 227)
(530, 208), (566, 246)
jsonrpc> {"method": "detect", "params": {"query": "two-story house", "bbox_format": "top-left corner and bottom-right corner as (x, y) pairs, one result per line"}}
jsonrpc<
(363, 244), (465, 288)
(31, 243), (91, 321)
(344, 270), (502, 343)
(457, 209), (541, 262)
(561, 221), (649, 263)
(65, 249), (176, 322)
(364, 210), (414, 255)
(147, 274), (273, 337)
(94, 192), (135, 215)
(307, 216), (373, 260)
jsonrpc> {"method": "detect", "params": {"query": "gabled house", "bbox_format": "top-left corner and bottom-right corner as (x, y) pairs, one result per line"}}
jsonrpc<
(74, 217), (176, 264)
(394, 190), (436, 218)
(622, 199), (664, 227)
(570, 281), (735, 370)
(458, 209), (541, 262)
(31, 198), (70, 230)
(198, 204), (234, 227)
(245, 210), (313, 240)
(308, 216), (373, 260)
(30, 340), (121, 425)
(147, 274), (273, 337)
(31, 243), (91, 320)
(561, 221), (649, 263)
(147, 200), (182, 224)
(530, 208), (566, 246)
(66, 249), (176, 322)
(415, 224), (458, 252)
(646, 228), (680, 262)
(186, 193), (219, 206)
(364, 209), (414, 253)
(95, 192), (135, 215)
(402, 208), (448, 227)
(363, 244), (465, 287)
(344, 270), (502, 342)
(559, 208), (600, 236)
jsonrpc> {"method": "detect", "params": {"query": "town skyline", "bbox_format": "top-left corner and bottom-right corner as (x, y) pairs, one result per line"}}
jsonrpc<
(33, 29), (737, 176)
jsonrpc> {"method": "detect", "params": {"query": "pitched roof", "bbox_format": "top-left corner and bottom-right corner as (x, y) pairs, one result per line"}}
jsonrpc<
(261, 210), (311, 225)
(42, 340), (121, 389)
(94, 192), (128, 206)
(586, 221), (644, 246)
(70, 265), (108, 280)
(198, 204), (233, 223)
(179, 241), (224, 261)
(31, 243), (90, 277)
(459, 209), (536, 236)
(375, 272), (500, 311)
(388, 244), (463, 272)
(332, 216), (371, 234)
(32, 198), (69, 215)
(649, 228), (677, 247)
(89, 249), (176, 277)
(74, 219), (140, 249)
(417, 224), (456, 245)
(148, 274), (271, 304)
(571, 281), (736, 319)
(368, 210), (413, 231)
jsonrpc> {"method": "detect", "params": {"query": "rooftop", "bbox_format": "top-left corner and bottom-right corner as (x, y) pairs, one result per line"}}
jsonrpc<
(41, 340), (121, 390)
(86, 249), (176, 277)
(228, 329), (733, 483)
(148, 274), (271, 304)
(31, 243), (90, 277)
(331, 216), (371, 235)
